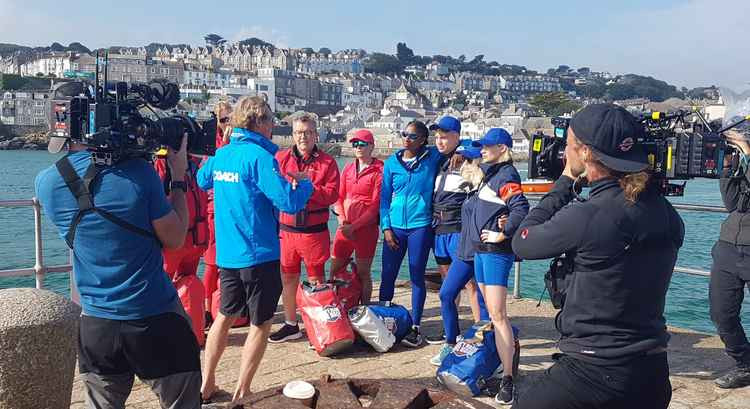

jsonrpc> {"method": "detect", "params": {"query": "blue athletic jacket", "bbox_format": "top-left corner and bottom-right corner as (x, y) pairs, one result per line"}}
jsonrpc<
(380, 146), (443, 230)
(197, 128), (313, 268)
(460, 162), (529, 255)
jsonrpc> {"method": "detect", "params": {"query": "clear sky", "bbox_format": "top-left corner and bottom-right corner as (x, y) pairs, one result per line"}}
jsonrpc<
(1, 0), (748, 91)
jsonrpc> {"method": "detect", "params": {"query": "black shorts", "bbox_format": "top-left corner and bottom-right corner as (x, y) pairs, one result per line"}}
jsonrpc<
(78, 308), (201, 380)
(220, 260), (282, 325)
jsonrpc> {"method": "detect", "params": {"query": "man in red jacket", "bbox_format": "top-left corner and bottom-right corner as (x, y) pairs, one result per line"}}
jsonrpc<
(269, 113), (340, 343)
(203, 101), (233, 318)
(331, 129), (383, 304)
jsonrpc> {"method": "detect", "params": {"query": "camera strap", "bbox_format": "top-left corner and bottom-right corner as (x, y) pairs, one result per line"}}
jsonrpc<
(55, 157), (158, 249)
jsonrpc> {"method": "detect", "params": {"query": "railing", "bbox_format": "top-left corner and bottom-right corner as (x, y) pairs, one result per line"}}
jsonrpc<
(0, 197), (727, 301)
(510, 197), (725, 298)
(0, 198), (76, 301)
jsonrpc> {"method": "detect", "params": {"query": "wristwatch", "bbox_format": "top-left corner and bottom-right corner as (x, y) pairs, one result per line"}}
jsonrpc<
(170, 180), (188, 192)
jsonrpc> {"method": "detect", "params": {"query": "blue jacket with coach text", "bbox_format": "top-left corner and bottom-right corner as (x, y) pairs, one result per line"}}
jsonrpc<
(197, 128), (313, 268)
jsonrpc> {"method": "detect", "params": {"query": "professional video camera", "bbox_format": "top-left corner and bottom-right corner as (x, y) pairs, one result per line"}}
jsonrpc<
(48, 54), (216, 164)
(528, 111), (750, 196)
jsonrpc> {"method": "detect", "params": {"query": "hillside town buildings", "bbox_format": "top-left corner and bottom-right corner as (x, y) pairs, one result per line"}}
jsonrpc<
(0, 40), (725, 150)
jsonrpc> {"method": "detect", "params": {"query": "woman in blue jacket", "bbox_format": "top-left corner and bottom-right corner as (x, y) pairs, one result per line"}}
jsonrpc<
(380, 120), (443, 347)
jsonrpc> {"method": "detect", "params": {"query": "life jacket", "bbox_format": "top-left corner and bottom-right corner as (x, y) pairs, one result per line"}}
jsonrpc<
(276, 146), (340, 233)
(433, 151), (471, 234)
(154, 157), (209, 249)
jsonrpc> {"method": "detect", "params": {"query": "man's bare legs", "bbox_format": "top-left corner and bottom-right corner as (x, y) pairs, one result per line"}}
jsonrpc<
(232, 320), (273, 401)
(201, 312), (236, 399)
(281, 272), (300, 323)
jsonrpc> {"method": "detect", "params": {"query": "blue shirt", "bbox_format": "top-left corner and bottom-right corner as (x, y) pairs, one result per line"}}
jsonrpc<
(35, 151), (177, 320)
(197, 128), (312, 268)
(380, 146), (443, 230)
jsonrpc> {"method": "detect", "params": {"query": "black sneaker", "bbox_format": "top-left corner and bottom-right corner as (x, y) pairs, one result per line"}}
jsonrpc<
(268, 323), (302, 343)
(495, 376), (515, 405)
(401, 326), (423, 348)
(715, 365), (750, 389)
(425, 330), (446, 345)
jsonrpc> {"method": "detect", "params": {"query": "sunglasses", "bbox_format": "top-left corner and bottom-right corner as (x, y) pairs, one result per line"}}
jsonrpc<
(351, 141), (370, 148)
(400, 131), (422, 140)
(219, 117), (230, 124)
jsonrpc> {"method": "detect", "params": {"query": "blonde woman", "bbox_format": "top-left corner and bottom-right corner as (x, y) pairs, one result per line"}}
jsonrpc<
(469, 128), (529, 405)
(431, 142), (490, 366)
(203, 100), (233, 316)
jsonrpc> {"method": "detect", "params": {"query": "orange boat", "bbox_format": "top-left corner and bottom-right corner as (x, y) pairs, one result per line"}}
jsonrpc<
(521, 179), (555, 194)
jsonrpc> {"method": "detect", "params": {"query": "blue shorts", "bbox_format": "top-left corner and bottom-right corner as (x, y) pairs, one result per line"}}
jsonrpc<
(474, 252), (515, 287)
(434, 233), (460, 265)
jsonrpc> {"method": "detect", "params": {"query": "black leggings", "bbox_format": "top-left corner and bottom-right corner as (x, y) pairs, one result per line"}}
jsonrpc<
(513, 353), (671, 409)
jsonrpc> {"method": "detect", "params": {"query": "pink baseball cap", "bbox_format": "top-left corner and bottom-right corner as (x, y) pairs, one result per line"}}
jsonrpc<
(350, 129), (375, 144)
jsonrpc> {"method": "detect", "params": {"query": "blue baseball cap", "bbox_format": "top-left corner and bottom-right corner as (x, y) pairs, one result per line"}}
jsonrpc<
(429, 116), (461, 134)
(476, 128), (513, 148)
(456, 144), (482, 160)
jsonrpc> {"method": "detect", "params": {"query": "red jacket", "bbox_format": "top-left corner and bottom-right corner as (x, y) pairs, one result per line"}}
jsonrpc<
(276, 146), (340, 230)
(334, 158), (383, 230)
(154, 156), (209, 250)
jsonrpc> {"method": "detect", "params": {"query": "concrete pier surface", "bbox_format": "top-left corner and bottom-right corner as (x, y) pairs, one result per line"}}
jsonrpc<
(69, 285), (750, 408)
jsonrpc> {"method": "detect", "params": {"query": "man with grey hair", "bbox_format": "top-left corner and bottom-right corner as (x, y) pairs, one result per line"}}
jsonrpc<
(269, 113), (341, 343)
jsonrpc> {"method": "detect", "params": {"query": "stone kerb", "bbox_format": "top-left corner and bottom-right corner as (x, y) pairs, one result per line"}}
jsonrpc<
(0, 288), (81, 409)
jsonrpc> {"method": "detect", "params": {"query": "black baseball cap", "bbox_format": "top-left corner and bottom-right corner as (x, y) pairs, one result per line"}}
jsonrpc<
(569, 104), (648, 173)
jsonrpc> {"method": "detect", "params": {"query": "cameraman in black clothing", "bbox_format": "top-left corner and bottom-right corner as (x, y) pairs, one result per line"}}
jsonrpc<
(710, 130), (750, 389)
(511, 104), (685, 409)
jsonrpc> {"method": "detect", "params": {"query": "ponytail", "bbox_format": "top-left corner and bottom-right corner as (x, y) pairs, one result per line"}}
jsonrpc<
(619, 171), (650, 204)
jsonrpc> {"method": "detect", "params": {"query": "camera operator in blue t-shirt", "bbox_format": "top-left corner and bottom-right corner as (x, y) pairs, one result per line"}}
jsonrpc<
(35, 132), (201, 408)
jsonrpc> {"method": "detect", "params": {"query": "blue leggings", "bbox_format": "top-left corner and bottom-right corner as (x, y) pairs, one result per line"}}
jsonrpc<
(379, 226), (433, 326)
(439, 258), (489, 344)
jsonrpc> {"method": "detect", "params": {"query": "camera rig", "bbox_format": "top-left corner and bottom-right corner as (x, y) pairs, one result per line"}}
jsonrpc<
(528, 110), (750, 196)
(49, 52), (216, 165)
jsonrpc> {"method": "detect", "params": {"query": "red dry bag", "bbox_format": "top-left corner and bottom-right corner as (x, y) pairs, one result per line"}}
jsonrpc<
(296, 281), (355, 356)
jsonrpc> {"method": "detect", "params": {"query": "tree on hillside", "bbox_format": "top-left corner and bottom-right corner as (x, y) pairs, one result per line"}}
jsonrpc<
(555, 65), (571, 74)
(67, 42), (91, 54)
(238, 38), (275, 49)
(318, 47), (332, 55)
(396, 42), (415, 64)
(605, 74), (682, 102)
(530, 92), (581, 117)
(204, 34), (226, 47)
(49, 42), (66, 52)
(579, 80), (607, 98)
(364, 53), (404, 74)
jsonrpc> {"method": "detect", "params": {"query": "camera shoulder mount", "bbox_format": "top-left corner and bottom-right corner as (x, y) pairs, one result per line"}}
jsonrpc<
(55, 156), (159, 249)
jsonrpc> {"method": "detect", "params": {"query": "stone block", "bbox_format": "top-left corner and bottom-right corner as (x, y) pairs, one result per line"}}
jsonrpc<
(0, 288), (81, 409)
